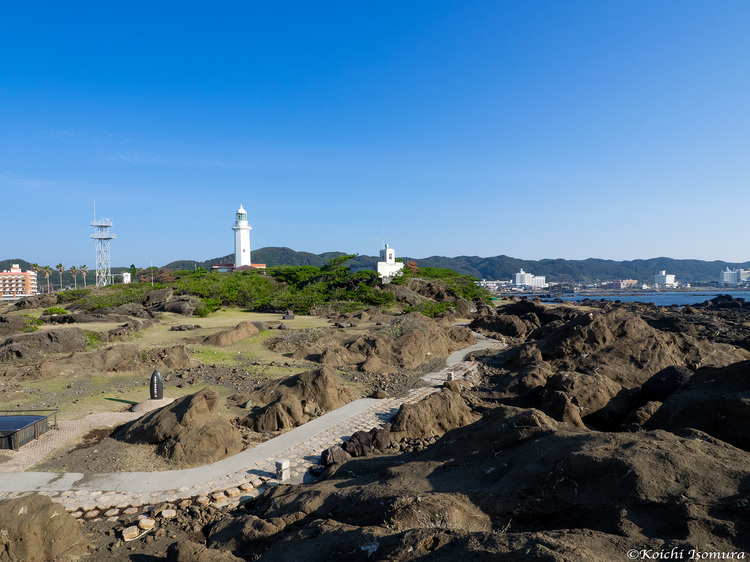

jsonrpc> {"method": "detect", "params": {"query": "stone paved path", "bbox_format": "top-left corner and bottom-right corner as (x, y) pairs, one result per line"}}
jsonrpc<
(0, 335), (503, 516)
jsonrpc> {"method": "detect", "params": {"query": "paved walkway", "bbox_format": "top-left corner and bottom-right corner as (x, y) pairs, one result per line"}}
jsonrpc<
(0, 335), (503, 515)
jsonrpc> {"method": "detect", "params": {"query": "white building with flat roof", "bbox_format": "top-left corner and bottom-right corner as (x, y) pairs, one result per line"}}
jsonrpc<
(654, 270), (678, 288)
(351, 243), (405, 282)
(514, 268), (547, 288)
(376, 244), (405, 280)
(720, 267), (750, 286)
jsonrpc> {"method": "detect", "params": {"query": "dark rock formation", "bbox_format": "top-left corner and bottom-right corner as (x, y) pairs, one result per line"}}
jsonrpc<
(115, 387), (243, 465)
(0, 328), (85, 361)
(0, 494), (90, 561)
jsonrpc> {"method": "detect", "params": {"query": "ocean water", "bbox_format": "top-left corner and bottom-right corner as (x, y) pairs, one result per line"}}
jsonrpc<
(539, 291), (750, 307)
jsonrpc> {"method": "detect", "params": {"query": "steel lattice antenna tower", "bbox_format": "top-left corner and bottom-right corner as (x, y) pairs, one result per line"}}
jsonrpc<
(91, 205), (116, 287)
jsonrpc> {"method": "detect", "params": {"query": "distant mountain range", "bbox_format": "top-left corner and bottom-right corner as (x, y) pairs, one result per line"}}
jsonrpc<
(162, 247), (750, 284)
(4, 249), (748, 286)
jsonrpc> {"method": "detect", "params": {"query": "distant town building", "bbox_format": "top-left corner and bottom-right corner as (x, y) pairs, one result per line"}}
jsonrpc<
(719, 267), (750, 286)
(351, 243), (405, 282)
(654, 270), (678, 288)
(514, 268), (547, 288)
(479, 279), (507, 291)
(212, 205), (266, 273)
(0, 264), (37, 300)
(122, 272), (132, 284)
(603, 279), (638, 290)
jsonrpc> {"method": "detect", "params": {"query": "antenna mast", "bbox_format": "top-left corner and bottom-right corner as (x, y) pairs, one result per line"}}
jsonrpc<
(91, 203), (116, 286)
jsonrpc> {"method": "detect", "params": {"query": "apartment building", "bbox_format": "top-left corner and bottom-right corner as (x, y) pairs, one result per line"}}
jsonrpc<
(0, 264), (38, 300)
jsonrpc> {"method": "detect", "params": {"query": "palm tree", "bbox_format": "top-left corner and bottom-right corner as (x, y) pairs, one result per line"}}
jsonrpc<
(69, 266), (78, 289)
(80, 265), (88, 287)
(42, 266), (52, 293)
(56, 263), (65, 291)
(31, 264), (40, 295)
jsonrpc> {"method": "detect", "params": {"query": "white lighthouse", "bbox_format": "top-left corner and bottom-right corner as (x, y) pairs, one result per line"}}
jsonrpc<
(232, 205), (252, 267)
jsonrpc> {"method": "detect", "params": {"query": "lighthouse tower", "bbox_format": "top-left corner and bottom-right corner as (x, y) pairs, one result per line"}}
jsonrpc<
(232, 205), (252, 267)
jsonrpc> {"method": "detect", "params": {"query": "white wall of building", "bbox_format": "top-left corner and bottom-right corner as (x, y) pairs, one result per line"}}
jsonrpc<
(514, 268), (547, 288)
(232, 205), (252, 267)
(376, 244), (404, 280)
(654, 270), (678, 288)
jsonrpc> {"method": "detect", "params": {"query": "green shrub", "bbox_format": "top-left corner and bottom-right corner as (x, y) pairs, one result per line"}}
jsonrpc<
(20, 315), (43, 333)
(42, 306), (69, 316)
(404, 301), (455, 318)
(83, 331), (103, 350)
(83, 284), (164, 312)
(58, 288), (91, 303)
(416, 268), (492, 304)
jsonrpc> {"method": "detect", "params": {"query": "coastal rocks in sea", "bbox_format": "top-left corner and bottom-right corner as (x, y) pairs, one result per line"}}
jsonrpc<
(115, 387), (243, 465)
(495, 307), (750, 394)
(0, 494), (91, 562)
(203, 321), (260, 347)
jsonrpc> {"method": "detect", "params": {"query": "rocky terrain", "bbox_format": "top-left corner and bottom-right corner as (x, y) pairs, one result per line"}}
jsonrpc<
(3, 291), (750, 560)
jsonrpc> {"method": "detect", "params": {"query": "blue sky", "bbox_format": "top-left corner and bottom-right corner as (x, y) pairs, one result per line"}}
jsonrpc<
(2, 1), (750, 268)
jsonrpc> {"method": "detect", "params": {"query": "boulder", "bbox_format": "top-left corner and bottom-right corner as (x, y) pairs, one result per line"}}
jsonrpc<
(167, 539), (243, 562)
(0, 315), (26, 338)
(645, 360), (750, 452)
(243, 367), (354, 432)
(247, 394), (306, 432)
(641, 365), (693, 402)
(115, 387), (243, 465)
(321, 445), (352, 467)
(0, 494), (90, 561)
(391, 390), (479, 440)
(204, 321), (259, 347)
(160, 296), (201, 316)
(0, 328), (85, 361)
(12, 293), (59, 310)
(343, 430), (375, 457)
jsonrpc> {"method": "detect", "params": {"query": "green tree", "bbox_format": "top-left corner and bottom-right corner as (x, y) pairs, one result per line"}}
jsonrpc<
(80, 265), (88, 287)
(69, 266), (79, 289)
